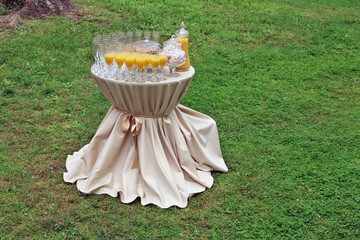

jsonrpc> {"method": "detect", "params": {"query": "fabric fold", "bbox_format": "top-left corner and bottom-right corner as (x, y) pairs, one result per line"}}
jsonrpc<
(64, 105), (228, 208)
(64, 67), (228, 208)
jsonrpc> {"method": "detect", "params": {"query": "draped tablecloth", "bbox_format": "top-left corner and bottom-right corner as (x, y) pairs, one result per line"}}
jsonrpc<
(63, 66), (228, 208)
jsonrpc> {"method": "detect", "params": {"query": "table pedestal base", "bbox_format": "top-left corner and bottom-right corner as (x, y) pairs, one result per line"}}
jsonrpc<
(64, 104), (227, 208)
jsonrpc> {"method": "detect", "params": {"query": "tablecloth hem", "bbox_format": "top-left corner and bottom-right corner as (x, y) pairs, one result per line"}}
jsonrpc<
(63, 104), (227, 209)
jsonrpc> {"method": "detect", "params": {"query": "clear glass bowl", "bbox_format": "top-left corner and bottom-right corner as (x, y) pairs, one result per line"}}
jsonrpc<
(129, 31), (161, 55)
(161, 35), (186, 76)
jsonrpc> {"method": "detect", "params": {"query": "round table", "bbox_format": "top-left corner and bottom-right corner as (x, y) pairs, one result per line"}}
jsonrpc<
(63, 66), (228, 208)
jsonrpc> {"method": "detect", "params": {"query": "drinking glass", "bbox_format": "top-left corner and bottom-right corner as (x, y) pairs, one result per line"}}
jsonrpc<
(113, 33), (124, 53)
(135, 55), (146, 83)
(103, 34), (111, 47)
(92, 35), (103, 74)
(115, 53), (125, 80)
(104, 46), (115, 78)
(126, 31), (134, 50)
(92, 35), (100, 60)
(135, 30), (142, 42)
(144, 31), (151, 40)
(144, 54), (151, 81)
(159, 55), (167, 81)
(150, 55), (160, 82)
(117, 31), (125, 40)
(124, 54), (135, 82)
(110, 32), (118, 47)
(96, 43), (105, 75)
(152, 31), (160, 43)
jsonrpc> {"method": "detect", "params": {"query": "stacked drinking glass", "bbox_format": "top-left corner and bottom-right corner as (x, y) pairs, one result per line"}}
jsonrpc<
(91, 30), (186, 82)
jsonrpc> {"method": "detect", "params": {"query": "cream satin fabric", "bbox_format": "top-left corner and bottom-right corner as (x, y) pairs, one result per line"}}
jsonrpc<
(63, 67), (228, 208)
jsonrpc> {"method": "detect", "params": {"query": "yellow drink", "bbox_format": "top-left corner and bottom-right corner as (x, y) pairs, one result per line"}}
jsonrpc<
(104, 54), (115, 65)
(136, 57), (145, 71)
(150, 55), (160, 70)
(115, 54), (125, 68)
(159, 55), (167, 68)
(125, 55), (136, 70)
(144, 54), (151, 69)
(176, 37), (190, 70)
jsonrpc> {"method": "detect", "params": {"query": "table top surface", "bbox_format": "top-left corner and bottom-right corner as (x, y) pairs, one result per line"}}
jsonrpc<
(91, 66), (195, 86)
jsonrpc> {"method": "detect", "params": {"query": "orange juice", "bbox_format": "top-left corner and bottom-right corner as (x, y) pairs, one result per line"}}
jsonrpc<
(144, 54), (151, 69)
(115, 54), (125, 68)
(150, 55), (160, 70)
(125, 54), (135, 70)
(159, 55), (167, 68)
(105, 54), (115, 65)
(136, 57), (145, 71)
(176, 37), (190, 70)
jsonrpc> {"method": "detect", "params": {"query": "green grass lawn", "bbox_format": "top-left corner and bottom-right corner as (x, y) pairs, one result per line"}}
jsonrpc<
(1, 0), (360, 238)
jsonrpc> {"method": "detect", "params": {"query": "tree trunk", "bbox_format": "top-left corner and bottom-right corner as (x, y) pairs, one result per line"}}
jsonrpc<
(0, 0), (79, 30)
